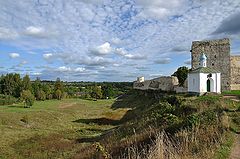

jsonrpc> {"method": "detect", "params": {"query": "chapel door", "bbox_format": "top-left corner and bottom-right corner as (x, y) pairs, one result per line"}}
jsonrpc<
(207, 79), (211, 92)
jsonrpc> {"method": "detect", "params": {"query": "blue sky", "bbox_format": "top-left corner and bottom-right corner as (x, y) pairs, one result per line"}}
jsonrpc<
(0, 0), (240, 81)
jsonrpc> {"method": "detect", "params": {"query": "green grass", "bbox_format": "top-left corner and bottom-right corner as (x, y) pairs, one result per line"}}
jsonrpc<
(222, 90), (240, 95)
(213, 132), (235, 159)
(0, 98), (128, 159)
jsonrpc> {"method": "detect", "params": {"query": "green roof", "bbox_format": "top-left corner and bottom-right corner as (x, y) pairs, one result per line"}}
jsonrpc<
(189, 67), (220, 73)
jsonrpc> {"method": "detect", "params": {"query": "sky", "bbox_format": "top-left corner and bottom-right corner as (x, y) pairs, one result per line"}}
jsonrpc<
(0, 0), (240, 82)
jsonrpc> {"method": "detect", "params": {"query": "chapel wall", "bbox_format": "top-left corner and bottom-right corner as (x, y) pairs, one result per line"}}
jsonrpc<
(191, 38), (231, 91)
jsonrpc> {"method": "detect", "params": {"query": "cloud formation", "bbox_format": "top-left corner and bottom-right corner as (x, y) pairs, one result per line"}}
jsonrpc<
(0, 0), (240, 81)
(9, 53), (20, 58)
(154, 58), (171, 64)
(213, 12), (240, 35)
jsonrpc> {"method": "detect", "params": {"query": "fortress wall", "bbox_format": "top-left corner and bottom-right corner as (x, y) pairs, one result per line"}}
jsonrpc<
(191, 38), (231, 91)
(230, 56), (240, 90)
(133, 76), (179, 91)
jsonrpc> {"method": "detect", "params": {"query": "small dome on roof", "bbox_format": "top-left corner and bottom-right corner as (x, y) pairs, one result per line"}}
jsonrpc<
(199, 53), (207, 61)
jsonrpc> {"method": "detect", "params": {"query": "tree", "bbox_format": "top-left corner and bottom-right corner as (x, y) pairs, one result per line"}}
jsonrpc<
(22, 74), (32, 91)
(42, 84), (53, 99)
(32, 77), (42, 98)
(172, 66), (189, 86)
(54, 78), (64, 92)
(36, 89), (46, 101)
(55, 89), (62, 100)
(102, 85), (114, 99)
(91, 85), (102, 99)
(21, 90), (35, 108)
(1, 73), (22, 97)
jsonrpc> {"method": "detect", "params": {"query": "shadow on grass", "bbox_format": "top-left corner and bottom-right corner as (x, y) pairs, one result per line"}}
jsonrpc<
(7, 105), (26, 108)
(76, 135), (102, 143)
(73, 118), (120, 126)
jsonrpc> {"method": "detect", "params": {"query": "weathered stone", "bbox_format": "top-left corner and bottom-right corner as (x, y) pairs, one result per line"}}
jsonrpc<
(133, 76), (178, 91)
(191, 38), (240, 91)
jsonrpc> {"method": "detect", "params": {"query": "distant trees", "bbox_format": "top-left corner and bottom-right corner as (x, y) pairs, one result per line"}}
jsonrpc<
(22, 75), (32, 91)
(0, 73), (132, 104)
(102, 85), (114, 99)
(172, 66), (189, 86)
(21, 90), (35, 108)
(91, 85), (103, 99)
(54, 78), (64, 100)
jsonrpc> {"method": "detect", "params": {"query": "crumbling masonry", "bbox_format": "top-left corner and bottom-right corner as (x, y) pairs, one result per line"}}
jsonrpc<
(191, 38), (240, 91)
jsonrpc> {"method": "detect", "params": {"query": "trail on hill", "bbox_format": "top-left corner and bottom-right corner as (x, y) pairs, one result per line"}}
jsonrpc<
(59, 102), (77, 109)
(229, 134), (240, 159)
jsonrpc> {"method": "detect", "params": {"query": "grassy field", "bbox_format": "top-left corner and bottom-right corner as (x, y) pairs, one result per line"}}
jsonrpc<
(0, 98), (129, 158)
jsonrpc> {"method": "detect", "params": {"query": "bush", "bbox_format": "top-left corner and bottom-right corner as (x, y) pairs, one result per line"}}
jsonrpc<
(185, 114), (200, 128)
(21, 90), (35, 108)
(0, 94), (17, 105)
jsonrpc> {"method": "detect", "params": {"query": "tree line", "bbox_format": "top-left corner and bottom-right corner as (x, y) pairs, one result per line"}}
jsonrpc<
(0, 73), (132, 107)
(0, 74), (65, 107)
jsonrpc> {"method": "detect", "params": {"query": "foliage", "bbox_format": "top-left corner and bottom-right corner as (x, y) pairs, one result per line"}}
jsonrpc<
(21, 90), (35, 107)
(36, 90), (46, 101)
(0, 73), (22, 97)
(22, 75), (32, 91)
(172, 66), (189, 86)
(55, 89), (62, 100)
(0, 94), (17, 105)
(185, 114), (200, 127)
(102, 85), (114, 99)
(91, 85), (103, 99)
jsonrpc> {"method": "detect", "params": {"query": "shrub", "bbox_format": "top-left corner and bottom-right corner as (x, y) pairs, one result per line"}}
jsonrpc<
(21, 90), (35, 108)
(185, 114), (200, 128)
(0, 94), (17, 105)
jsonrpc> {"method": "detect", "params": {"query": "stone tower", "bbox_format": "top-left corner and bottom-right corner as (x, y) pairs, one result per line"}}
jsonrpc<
(191, 38), (231, 91)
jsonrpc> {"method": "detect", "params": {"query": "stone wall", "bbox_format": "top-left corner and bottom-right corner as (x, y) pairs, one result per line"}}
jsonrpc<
(230, 56), (240, 90)
(191, 38), (231, 91)
(133, 76), (179, 91)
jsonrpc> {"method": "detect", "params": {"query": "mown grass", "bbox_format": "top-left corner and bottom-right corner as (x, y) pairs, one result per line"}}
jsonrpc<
(0, 98), (128, 159)
(222, 90), (240, 95)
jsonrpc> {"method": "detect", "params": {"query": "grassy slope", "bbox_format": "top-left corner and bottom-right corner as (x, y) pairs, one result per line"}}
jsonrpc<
(0, 99), (128, 158)
(1, 91), (240, 159)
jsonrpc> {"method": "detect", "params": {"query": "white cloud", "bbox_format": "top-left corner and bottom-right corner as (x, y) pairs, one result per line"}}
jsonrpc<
(32, 72), (42, 76)
(90, 42), (112, 55)
(115, 48), (146, 60)
(24, 26), (58, 38)
(25, 26), (44, 35)
(136, 0), (186, 19)
(57, 66), (71, 72)
(9, 53), (20, 58)
(75, 67), (86, 72)
(0, 27), (18, 40)
(43, 53), (53, 60)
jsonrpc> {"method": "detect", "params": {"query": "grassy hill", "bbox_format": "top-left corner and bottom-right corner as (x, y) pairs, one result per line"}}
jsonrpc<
(0, 90), (240, 158)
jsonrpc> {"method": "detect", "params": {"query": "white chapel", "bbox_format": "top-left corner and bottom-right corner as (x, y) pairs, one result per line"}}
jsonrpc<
(188, 53), (221, 95)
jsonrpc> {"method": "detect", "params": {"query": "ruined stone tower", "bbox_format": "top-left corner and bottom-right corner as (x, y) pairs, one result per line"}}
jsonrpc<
(191, 38), (235, 91)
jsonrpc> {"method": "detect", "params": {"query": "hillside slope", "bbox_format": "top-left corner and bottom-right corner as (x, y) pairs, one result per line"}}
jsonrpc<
(76, 90), (240, 159)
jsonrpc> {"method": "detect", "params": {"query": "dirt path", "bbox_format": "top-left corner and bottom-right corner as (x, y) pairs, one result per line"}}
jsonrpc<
(229, 134), (240, 159)
(59, 102), (77, 109)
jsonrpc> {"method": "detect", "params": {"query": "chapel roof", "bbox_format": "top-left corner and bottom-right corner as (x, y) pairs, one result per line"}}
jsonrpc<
(189, 67), (220, 73)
